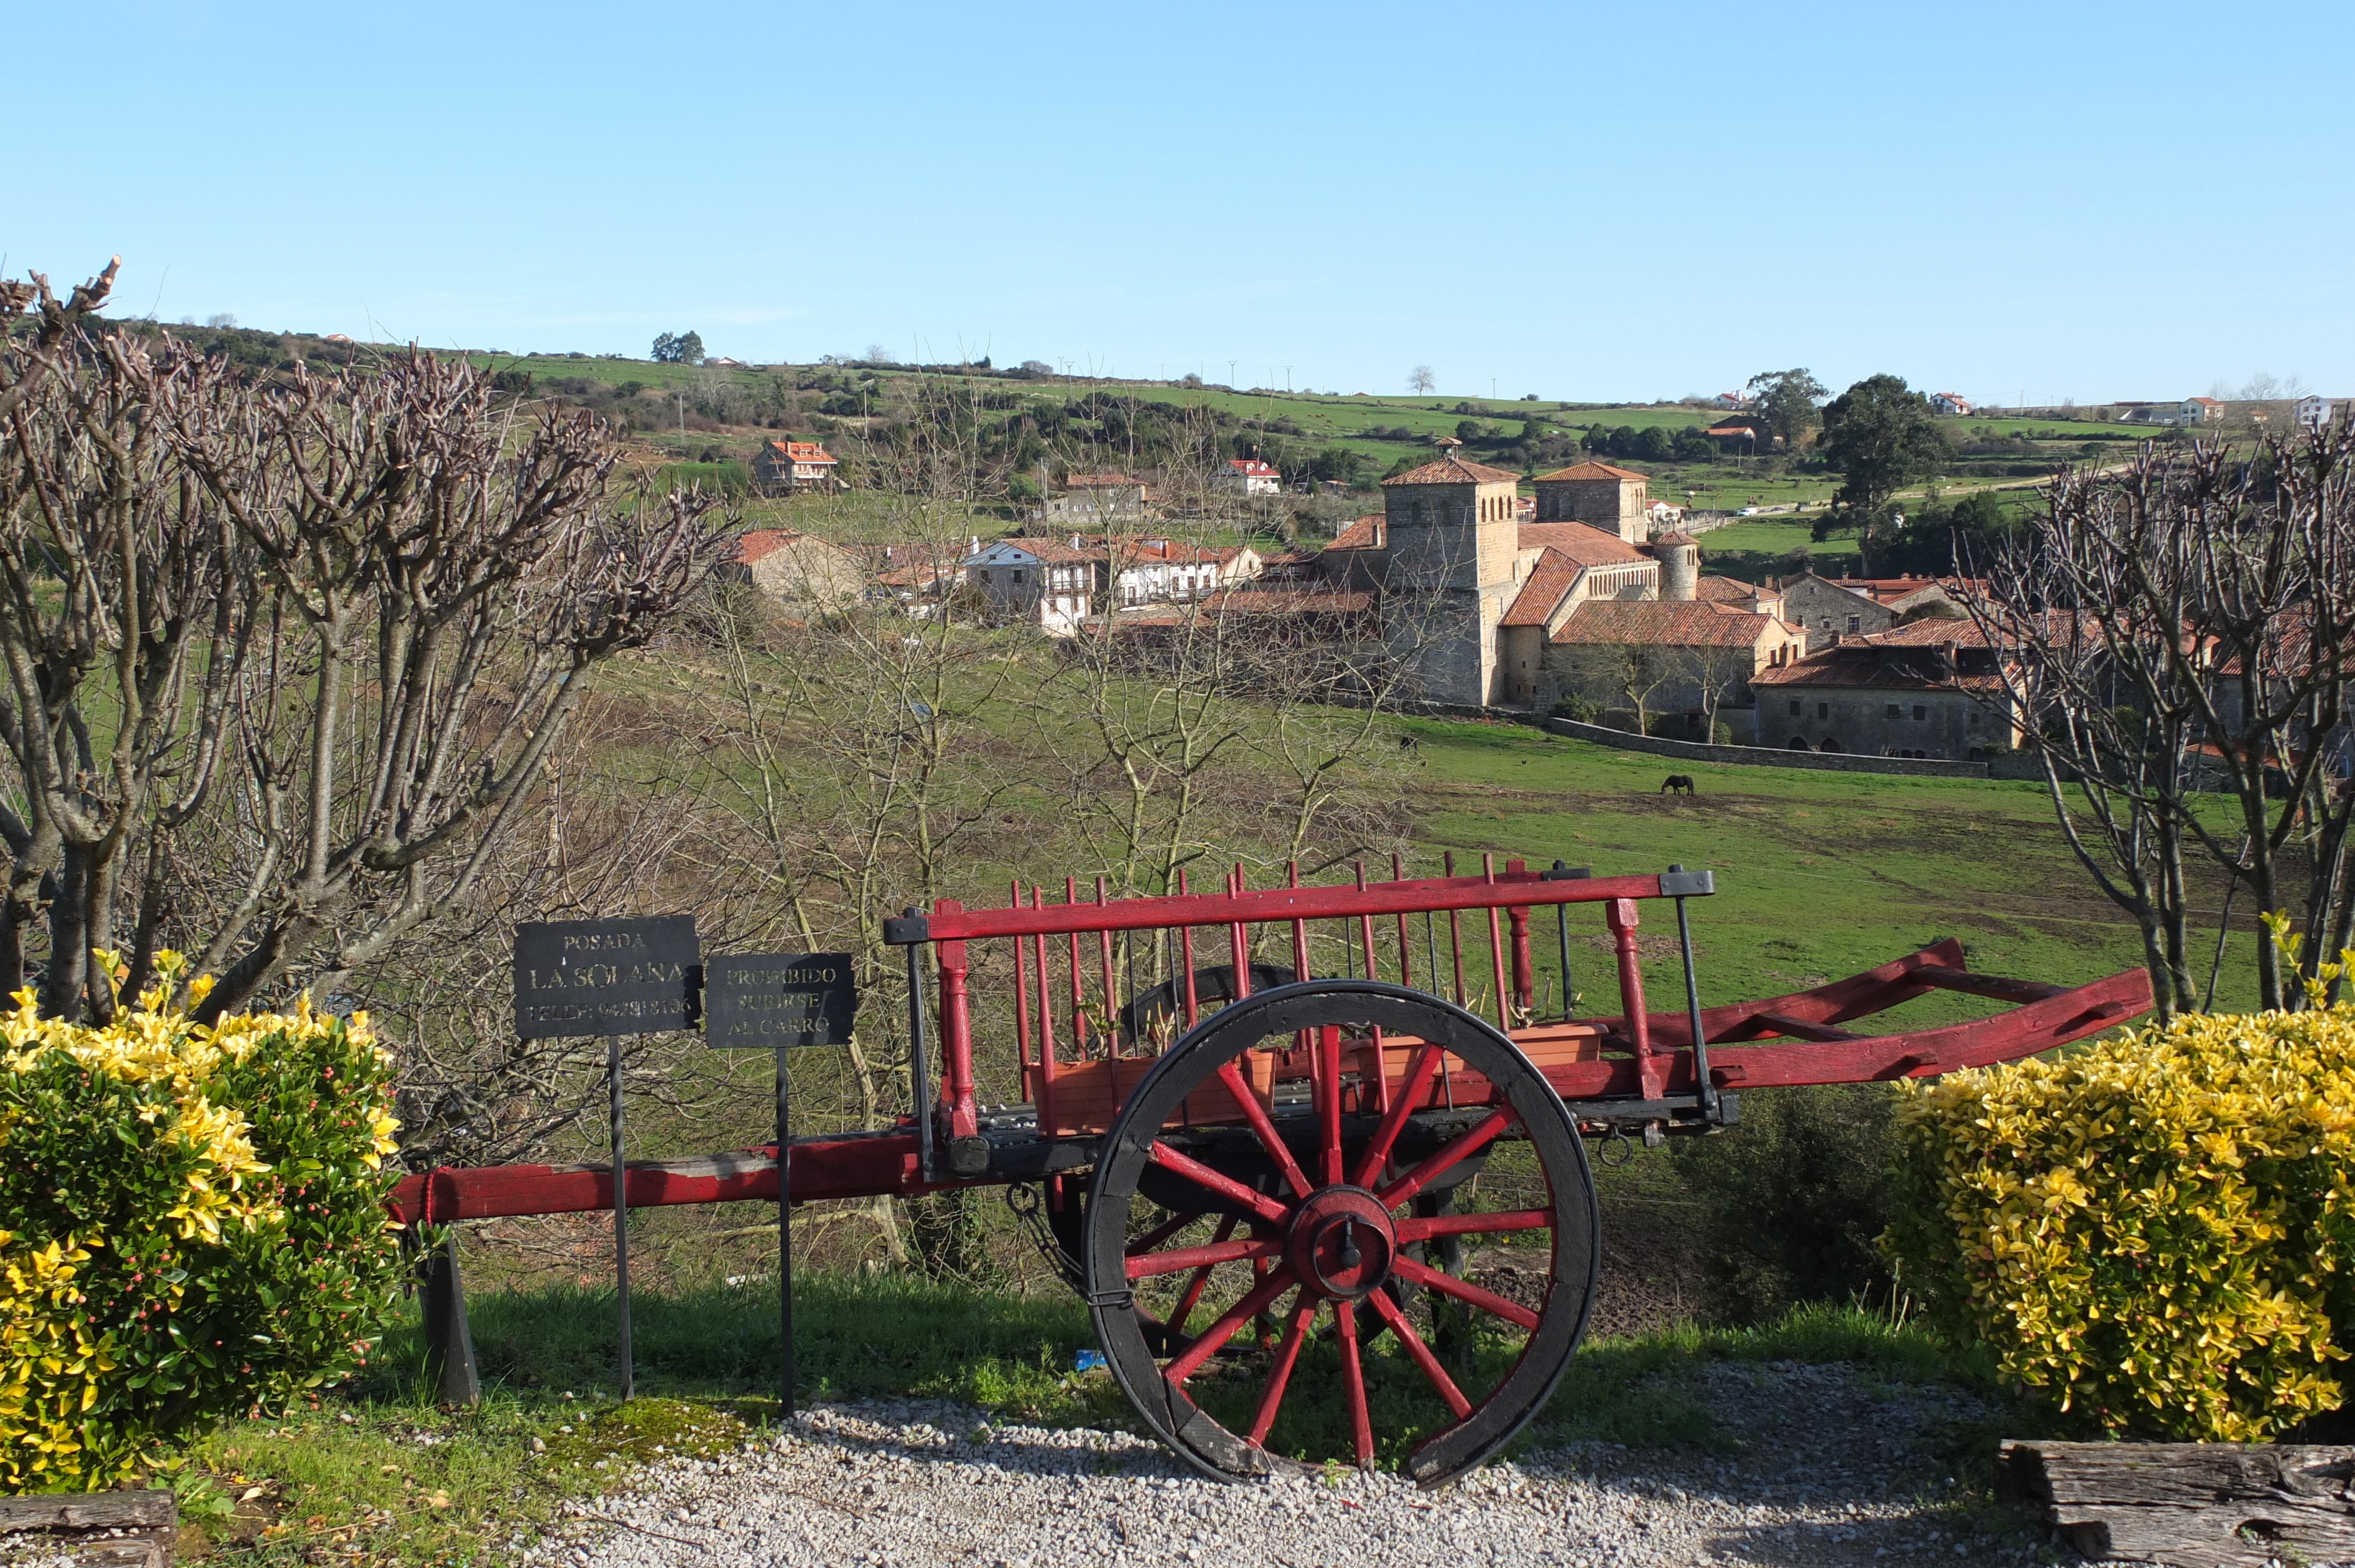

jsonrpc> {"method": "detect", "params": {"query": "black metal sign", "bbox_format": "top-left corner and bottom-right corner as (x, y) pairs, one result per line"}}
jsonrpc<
(512, 915), (701, 1039)
(704, 952), (856, 1049)
(510, 913), (700, 1404)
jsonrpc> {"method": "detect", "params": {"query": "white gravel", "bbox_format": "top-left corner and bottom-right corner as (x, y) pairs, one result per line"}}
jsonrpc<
(515, 1361), (2078, 1567)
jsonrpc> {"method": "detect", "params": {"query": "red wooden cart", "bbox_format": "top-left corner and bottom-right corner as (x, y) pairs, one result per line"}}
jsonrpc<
(390, 855), (2150, 1484)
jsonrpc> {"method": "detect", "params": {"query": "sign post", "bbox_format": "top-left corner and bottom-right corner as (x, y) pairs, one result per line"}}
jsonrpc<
(703, 952), (855, 1417)
(513, 915), (700, 1401)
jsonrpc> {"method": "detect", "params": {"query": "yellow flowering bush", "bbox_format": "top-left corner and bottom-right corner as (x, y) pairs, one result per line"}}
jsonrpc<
(1883, 988), (2355, 1440)
(0, 955), (404, 1491)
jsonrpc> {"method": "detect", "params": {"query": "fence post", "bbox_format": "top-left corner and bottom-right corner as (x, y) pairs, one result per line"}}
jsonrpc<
(420, 1230), (480, 1407)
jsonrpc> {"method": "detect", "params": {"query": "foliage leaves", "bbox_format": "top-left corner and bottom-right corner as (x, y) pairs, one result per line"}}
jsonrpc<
(1883, 998), (2355, 1440)
(0, 961), (404, 1490)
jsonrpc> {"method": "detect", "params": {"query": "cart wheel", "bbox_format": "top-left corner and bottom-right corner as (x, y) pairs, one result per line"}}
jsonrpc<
(1085, 979), (1598, 1486)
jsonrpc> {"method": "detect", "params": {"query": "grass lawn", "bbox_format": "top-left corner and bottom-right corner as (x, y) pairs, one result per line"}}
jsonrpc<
(1394, 716), (2257, 1017)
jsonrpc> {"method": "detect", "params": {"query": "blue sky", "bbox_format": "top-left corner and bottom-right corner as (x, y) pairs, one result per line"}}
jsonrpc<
(15, 1), (2349, 403)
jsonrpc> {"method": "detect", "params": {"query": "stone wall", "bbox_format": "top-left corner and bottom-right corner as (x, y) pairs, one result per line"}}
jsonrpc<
(1538, 717), (1991, 779)
(1754, 686), (2005, 760)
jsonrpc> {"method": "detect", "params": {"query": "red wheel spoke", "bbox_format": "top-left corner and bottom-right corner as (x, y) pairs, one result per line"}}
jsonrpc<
(1164, 1264), (1298, 1386)
(1376, 1106), (1518, 1211)
(1246, 1298), (1320, 1447)
(1351, 1042), (1444, 1188)
(1126, 1234), (1276, 1281)
(1124, 1211), (1203, 1258)
(1147, 1141), (1293, 1227)
(1316, 1025), (1345, 1187)
(1334, 1300), (1375, 1467)
(1392, 1255), (1541, 1331)
(1366, 1287), (1472, 1420)
(1394, 1207), (1553, 1244)
(1167, 1218), (1238, 1332)
(1215, 1059), (1314, 1200)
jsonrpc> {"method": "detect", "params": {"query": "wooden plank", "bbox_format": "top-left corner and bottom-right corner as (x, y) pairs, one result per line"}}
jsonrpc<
(2002, 1440), (2355, 1567)
(1910, 963), (2065, 1004)
(0, 1493), (175, 1530)
(1752, 1011), (1868, 1044)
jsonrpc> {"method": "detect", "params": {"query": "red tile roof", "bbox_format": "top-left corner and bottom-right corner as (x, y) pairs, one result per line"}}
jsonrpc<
(1381, 454), (1522, 486)
(1533, 461), (1646, 483)
(1550, 600), (1789, 649)
(1694, 574), (1773, 604)
(1326, 515), (1385, 552)
(766, 440), (835, 463)
(735, 527), (811, 564)
(1224, 459), (1281, 477)
(1651, 530), (1699, 546)
(1517, 522), (1652, 567)
(1501, 549), (1582, 627)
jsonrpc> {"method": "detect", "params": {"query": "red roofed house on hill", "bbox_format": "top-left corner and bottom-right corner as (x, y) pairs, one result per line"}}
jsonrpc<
(751, 440), (842, 496)
(1212, 458), (1283, 497)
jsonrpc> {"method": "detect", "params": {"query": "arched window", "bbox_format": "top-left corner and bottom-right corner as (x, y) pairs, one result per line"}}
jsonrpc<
(1819, 738), (1843, 753)
(1788, 736), (1810, 750)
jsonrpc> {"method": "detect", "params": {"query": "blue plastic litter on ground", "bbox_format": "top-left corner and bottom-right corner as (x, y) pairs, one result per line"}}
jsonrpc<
(1074, 1348), (1107, 1373)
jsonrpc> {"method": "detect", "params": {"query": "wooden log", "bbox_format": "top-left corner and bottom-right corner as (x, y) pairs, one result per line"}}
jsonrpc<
(2001, 1440), (2355, 1566)
(0, 1493), (175, 1531)
(0, 1490), (174, 1566)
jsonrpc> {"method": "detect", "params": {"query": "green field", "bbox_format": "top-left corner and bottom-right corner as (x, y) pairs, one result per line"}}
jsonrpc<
(1395, 715), (2251, 1018)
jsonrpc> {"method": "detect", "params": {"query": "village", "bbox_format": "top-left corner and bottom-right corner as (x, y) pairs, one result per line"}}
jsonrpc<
(730, 436), (2011, 766)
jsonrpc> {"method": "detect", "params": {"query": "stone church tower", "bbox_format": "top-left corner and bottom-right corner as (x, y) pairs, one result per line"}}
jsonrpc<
(1378, 446), (1523, 706)
(1531, 461), (1649, 543)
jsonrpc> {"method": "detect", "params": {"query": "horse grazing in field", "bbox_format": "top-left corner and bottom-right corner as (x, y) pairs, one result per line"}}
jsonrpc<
(1660, 774), (1696, 796)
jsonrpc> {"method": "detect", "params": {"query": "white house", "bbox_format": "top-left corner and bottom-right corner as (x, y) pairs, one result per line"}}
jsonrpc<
(1928, 392), (1972, 416)
(2297, 396), (2351, 432)
(1107, 538), (1262, 607)
(964, 537), (1100, 635)
(2181, 396), (2225, 424)
(1213, 459), (1283, 497)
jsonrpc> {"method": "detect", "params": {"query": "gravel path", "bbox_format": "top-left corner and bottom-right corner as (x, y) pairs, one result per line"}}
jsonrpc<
(516, 1361), (2073, 1568)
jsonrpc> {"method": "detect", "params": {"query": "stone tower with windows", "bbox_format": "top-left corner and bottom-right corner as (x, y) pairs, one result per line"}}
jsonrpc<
(1378, 447), (1523, 706)
(1531, 460), (1649, 543)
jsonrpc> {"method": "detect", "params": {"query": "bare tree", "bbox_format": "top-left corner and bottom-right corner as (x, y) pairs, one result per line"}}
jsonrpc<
(1409, 366), (1437, 396)
(0, 308), (737, 1022)
(1971, 434), (2355, 1014)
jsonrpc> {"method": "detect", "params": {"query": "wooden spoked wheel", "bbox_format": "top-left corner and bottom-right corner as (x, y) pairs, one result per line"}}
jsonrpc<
(1084, 980), (1598, 1486)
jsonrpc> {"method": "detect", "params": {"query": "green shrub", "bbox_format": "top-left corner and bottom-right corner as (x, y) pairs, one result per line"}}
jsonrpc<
(0, 957), (405, 1490)
(1669, 1083), (1899, 1323)
(1551, 694), (1603, 725)
(1883, 998), (2355, 1440)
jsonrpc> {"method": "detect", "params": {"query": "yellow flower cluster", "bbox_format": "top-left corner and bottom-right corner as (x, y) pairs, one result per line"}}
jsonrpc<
(0, 953), (401, 1490)
(1886, 995), (2355, 1440)
(0, 1235), (121, 1491)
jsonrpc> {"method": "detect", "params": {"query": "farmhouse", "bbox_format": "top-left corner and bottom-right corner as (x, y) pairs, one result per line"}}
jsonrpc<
(726, 527), (863, 606)
(1701, 415), (1776, 452)
(965, 533), (1265, 632)
(1212, 458), (1283, 497)
(966, 537), (1102, 633)
(1041, 473), (1150, 523)
(1778, 572), (1970, 649)
(1928, 393), (1973, 416)
(1752, 620), (2021, 759)
(751, 440), (841, 496)
(2297, 396), (2353, 432)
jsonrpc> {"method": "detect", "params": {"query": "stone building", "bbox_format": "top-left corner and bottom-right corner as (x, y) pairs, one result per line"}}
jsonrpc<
(1531, 461), (1648, 542)
(1750, 620), (2021, 759)
(1778, 572), (1971, 649)
(1041, 473), (1150, 524)
(1539, 600), (1805, 726)
(727, 528), (863, 606)
(1375, 452), (1526, 705)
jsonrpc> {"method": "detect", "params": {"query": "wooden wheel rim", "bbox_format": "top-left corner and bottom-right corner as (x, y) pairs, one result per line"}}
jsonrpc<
(1084, 979), (1600, 1486)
